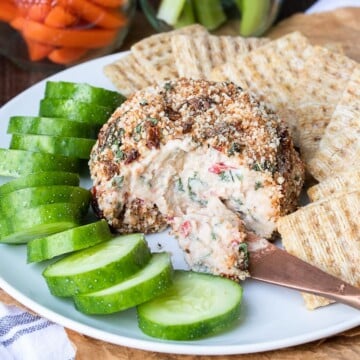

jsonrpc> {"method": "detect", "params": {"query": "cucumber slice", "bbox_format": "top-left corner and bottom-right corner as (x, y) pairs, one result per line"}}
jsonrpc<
(192, 0), (226, 30)
(0, 172), (80, 197)
(0, 185), (90, 217)
(137, 271), (243, 340)
(10, 134), (96, 159)
(157, 0), (186, 26)
(74, 252), (173, 314)
(43, 234), (151, 297)
(0, 203), (83, 244)
(39, 98), (113, 125)
(27, 220), (112, 263)
(0, 149), (79, 177)
(44, 81), (126, 109)
(7, 116), (99, 139)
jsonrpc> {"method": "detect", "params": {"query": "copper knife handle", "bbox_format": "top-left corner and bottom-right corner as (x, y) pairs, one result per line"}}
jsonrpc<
(248, 240), (360, 310)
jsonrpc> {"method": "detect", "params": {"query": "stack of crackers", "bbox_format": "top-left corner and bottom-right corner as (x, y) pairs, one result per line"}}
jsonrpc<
(104, 25), (360, 310)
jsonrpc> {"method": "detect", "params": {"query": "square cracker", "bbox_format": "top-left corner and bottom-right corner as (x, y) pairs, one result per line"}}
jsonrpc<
(209, 32), (315, 142)
(131, 24), (208, 82)
(293, 48), (357, 164)
(307, 66), (360, 181)
(103, 53), (153, 97)
(277, 191), (360, 310)
(307, 170), (360, 202)
(171, 34), (269, 79)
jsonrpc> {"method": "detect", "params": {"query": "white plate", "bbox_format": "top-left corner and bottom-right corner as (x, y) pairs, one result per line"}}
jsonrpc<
(0, 53), (359, 356)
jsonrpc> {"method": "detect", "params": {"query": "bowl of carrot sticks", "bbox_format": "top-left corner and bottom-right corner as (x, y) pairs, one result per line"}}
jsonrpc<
(0, 0), (135, 69)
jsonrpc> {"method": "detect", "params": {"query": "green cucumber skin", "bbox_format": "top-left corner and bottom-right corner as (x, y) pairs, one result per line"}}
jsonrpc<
(0, 185), (90, 217)
(39, 98), (113, 125)
(0, 172), (80, 197)
(44, 81), (126, 109)
(74, 252), (173, 315)
(43, 234), (151, 297)
(0, 203), (83, 244)
(27, 220), (112, 263)
(8, 116), (99, 139)
(137, 271), (243, 340)
(10, 134), (96, 160)
(0, 149), (79, 177)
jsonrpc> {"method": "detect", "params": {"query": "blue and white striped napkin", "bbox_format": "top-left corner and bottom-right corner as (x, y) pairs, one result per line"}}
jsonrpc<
(0, 303), (75, 360)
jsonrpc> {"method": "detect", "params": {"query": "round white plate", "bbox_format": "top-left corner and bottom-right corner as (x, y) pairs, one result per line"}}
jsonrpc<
(0, 53), (359, 356)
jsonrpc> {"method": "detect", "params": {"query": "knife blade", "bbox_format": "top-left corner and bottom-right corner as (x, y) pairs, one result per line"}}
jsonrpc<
(248, 237), (360, 310)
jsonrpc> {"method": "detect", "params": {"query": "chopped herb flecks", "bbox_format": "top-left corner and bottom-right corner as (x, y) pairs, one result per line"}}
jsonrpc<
(255, 181), (263, 190)
(112, 175), (124, 188)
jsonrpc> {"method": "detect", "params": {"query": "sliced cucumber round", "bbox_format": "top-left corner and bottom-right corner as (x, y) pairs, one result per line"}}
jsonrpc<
(27, 220), (112, 263)
(0, 203), (83, 244)
(74, 252), (173, 314)
(7, 116), (99, 139)
(0, 171), (80, 197)
(0, 185), (90, 217)
(0, 149), (79, 177)
(39, 98), (113, 125)
(10, 134), (96, 159)
(137, 271), (243, 340)
(44, 81), (126, 108)
(43, 234), (151, 297)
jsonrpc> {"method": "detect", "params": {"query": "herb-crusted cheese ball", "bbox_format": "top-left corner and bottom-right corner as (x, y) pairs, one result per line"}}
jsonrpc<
(89, 78), (304, 280)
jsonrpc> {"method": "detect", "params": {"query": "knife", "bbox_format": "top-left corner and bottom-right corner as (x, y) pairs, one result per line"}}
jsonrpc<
(248, 237), (360, 310)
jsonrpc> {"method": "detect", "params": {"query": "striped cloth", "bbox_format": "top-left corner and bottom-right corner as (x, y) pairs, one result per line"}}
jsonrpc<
(0, 303), (75, 360)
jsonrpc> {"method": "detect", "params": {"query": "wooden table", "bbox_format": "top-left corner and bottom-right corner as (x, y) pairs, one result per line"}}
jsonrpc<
(1, 3), (360, 359)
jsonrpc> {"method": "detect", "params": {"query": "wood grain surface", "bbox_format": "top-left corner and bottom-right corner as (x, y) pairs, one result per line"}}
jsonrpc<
(1, 2), (360, 359)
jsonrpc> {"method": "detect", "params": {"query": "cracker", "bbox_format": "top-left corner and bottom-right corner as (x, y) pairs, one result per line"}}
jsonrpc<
(294, 47), (357, 164)
(307, 170), (360, 202)
(103, 53), (153, 96)
(277, 192), (360, 310)
(209, 32), (314, 141)
(171, 34), (269, 79)
(131, 24), (208, 82)
(307, 66), (360, 180)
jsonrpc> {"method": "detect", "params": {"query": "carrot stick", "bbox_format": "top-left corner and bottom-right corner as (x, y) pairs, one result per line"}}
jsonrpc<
(0, 2), (17, 23)
(19, 18), (117, 48)
(89, 0), (127, 8)
(24, 38), (54, 61)
(10, 16), (25, 31)
(26, 4), (52, 22)
(57, 0), (127, 29)
(48, 47), (88, 64)
(44, 6), (78, 28)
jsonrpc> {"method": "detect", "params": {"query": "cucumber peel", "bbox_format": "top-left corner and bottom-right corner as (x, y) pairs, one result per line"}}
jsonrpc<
(0, 203), (83, 244)
(0, 171), (80, 197)
(39, 98), (113, 125)
(10, 134), (96, 160)
(44, 81), (126, 109)
(137, 271), (243, 340)
(43, 234), (151, 297)
(0, 185), (90, 217)
(0, 149), (79, 177)
(27, 220), (112, 263)
(74, 252), (173, 314)
(7, 116), (99, 139)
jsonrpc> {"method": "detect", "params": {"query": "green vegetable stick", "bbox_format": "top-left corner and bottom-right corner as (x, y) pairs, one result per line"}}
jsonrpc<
(157, 0), (186, 26)
(238, 0), (270, 36)
(192, 0), (226, 30)
(174, 0), (195, 29)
